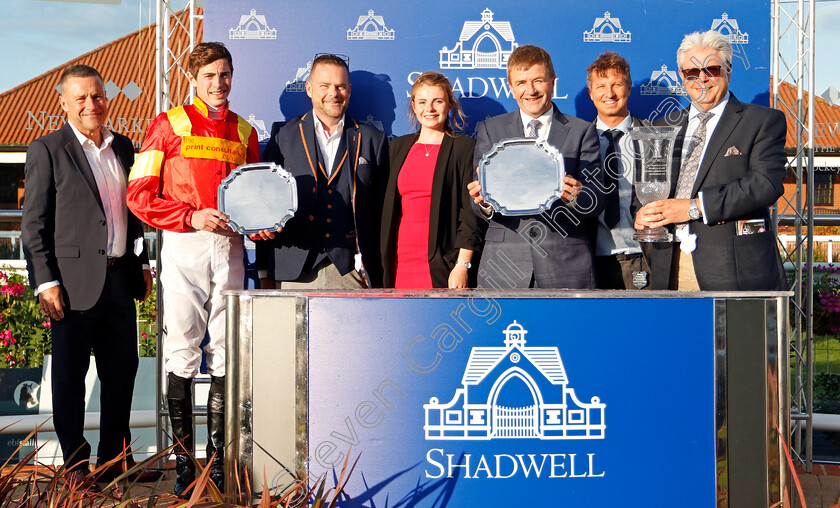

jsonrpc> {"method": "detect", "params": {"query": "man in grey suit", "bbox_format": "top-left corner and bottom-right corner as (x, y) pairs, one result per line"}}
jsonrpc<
(586, 51), (650, 289)
(468, 44), (604, 289)
(22, 65), (158, 486)
(635, 30), (786, 291)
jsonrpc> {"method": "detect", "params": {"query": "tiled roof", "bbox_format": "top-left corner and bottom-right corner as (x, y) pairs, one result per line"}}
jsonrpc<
(0, 9), (202, 149)
(776, 79), (840, 150)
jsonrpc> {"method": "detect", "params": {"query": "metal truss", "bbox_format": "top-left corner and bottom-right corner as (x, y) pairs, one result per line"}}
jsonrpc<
(772, 0), (815, 472)
(154, 0), (202, 465)
(155, 0), (200, 114)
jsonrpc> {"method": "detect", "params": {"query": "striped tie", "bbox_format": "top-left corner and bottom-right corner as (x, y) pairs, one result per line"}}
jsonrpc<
(675, 112), (713, 199)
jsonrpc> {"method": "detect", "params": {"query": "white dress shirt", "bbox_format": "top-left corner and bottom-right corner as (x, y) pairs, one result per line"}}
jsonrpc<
(519, 108), (554, 141)
(594, 115), (641, 256)
(683, 93), (730, 223)
(313, 114), (345, 176)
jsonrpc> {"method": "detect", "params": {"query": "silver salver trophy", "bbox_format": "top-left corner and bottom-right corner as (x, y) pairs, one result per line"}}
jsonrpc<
(477, 138), (565, 215)
(218, 162), (298, 235)
(629, 126), (681, 242)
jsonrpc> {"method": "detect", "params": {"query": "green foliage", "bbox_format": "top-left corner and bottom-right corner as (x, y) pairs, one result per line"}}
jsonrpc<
(0, 267), (159, 367)
(0, 269), (51, 368)
(814, 373), (840, 414)
(136, 280), (157, 358)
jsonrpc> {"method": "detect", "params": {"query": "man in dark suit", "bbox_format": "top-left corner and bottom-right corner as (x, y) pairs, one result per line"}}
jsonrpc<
(259, 54), (389, 288)
(635, 30), (787, 291)
(467, 45), (604, 289)
(21, 65), (156, 487)
(586, 52), (650, 289)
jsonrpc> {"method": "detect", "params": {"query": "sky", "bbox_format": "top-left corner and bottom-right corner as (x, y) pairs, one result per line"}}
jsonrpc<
(1, 0), (839, 96)
(0, 0), (154, 93)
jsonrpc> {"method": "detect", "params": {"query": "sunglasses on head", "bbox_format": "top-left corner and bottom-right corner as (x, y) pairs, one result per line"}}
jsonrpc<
(314, 53), (350, 70)
(680, 65), (725, 79)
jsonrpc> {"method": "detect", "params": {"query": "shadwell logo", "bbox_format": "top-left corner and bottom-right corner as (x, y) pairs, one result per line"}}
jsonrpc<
(711, 13), (748, 44)
(439, 8), (517, 70)
(424, 321), (606, 440)
(229, 9), (277, 40)
(583, 11), (631, 43)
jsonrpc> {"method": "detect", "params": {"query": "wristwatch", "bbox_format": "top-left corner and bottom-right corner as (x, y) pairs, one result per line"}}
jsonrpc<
(457, 261), (472, 269)
(688, 198), (701, 221)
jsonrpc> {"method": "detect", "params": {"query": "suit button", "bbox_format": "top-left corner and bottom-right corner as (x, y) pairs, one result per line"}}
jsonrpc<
(327, 204), (332, 209)
(100, 220), (106, 226)
(529, 230), (538, 238)
(325, 233), (331, 238)
(309, 215), (314, 221)
(98, 249), (105, 255)
(326, 218), (332, 223)
(328, 189), (333, 194)
(312, 187), (316, 193)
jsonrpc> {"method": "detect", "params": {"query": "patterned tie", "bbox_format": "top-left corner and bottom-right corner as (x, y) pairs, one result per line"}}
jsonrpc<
(526, 119), (541, 139)
(675, 112), (713, 199)
(602, 129), (624, 228)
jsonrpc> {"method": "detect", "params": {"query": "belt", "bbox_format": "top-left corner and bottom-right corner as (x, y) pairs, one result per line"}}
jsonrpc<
(107, 256), (123, 267)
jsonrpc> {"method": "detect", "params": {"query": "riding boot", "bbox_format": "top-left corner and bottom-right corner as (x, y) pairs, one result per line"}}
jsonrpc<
(206, 375), (225, 493)
(167, 373), (195, 499)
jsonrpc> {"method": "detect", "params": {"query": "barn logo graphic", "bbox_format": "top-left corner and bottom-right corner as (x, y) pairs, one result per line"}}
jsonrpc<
(246, 114), (270, 142)
(347, 9), (395, 40)
(439, 8), (518, 70)
(640, 65), (687, 96)
(285, 61), (312, 93)
(229, 9), (277, 40)
(711, 13), (748, 44)
(583, 11), (631, 43)
(424, 321), (606, 440)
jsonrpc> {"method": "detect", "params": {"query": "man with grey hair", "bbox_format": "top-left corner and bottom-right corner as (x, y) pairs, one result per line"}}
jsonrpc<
(635, 30), (787, 291)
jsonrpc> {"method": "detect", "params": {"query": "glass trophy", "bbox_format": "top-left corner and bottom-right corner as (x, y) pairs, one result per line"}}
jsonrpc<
(477, 138), (565, 216)
(629, 126), (681, 242)
(218, 162), (298, 235)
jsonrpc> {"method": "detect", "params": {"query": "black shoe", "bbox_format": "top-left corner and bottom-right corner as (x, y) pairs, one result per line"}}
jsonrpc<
(96, 462), (165, 483)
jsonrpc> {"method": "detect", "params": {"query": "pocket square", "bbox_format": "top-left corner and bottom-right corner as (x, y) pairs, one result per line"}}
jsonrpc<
(724, 146), (742, 157)
(358, 156), (369, 165)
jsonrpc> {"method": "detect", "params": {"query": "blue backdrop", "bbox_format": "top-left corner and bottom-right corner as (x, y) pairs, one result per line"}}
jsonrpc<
(302, 297), (715, 506)
(206, 1), (769, 145)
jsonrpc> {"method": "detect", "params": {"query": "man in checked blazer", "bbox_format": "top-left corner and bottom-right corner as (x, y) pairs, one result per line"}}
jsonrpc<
(22, 65), (155, 486)
(635, 30), (787, 291)
(259, 54), (389, 288)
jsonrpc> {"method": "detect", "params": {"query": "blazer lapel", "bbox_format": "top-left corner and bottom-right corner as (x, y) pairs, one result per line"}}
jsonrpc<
(669, 110), (689, 197)
(60, 124), (104, 212)
(507, 111), (525, 139)
(340, 117), (360, 183)
(392, 132), (419, 175)
(298, 112), (320, 180)
(691, 96), (742, 197)
(428, 134), (454, 260)
(548, 106), (570, 153)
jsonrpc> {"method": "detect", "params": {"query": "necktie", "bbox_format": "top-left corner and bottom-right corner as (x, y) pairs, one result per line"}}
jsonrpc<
(602, 129), (624, 229)
(527, 119), (541, 139)
(675, 112), (713, 199)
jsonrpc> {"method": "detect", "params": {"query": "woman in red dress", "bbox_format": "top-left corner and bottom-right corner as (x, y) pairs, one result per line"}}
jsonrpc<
(381, 72), (486, 288)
